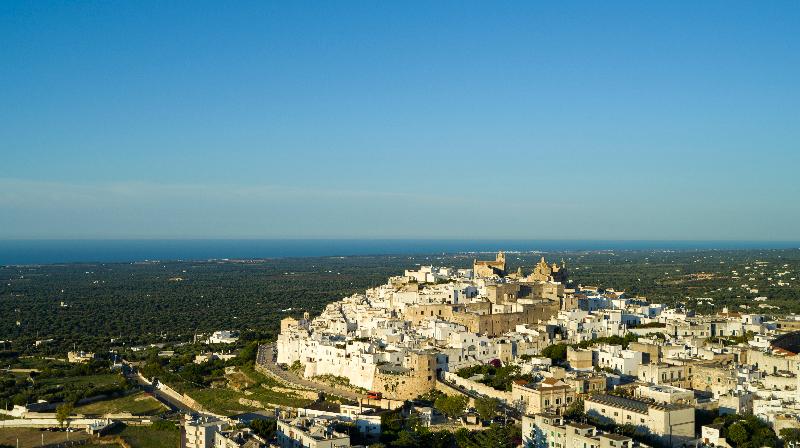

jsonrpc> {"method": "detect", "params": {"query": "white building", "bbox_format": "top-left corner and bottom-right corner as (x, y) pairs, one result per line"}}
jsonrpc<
(276, 417), (350, 448)
(594, 345), (643, 376)
(208, 330), (239, 344)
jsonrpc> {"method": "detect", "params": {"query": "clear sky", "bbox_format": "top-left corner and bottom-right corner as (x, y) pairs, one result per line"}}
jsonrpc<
(1, 1), (798, 240)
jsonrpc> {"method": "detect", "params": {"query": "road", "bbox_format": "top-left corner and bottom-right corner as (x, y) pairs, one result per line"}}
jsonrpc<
(256, 344), (363, 402)
(121, 363), (200, 415)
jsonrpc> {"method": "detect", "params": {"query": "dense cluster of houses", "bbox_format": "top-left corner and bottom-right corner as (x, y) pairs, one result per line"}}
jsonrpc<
(185, 252), (800, 448)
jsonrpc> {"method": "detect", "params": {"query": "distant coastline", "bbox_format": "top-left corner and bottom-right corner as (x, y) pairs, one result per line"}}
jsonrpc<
(1, 239), (798, 265)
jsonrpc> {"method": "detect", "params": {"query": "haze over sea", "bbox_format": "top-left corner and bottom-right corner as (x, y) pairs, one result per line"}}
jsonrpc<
(1, 239), (799, 265)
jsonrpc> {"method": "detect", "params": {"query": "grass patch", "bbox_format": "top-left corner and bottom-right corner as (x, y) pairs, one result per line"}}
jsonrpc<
(313, 374), (368, 393)
(76, 391), (168, 416)
(38, 373), (122, 388)
(186, 364), (314, 415)
(119, 425), (180, 448)
(0, 428), (90, 446)
(104, 423), (180, 448)
(239, 364), (282, 387)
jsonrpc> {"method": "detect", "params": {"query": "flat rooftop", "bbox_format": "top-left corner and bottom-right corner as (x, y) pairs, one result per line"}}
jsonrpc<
(587, 393), (691, 412)
(566, 422), (595, 429)
(600, 433), (632, 441)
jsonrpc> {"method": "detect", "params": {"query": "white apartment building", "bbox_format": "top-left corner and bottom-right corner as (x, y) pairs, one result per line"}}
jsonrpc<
(584, 394), (695, 447)
(276, 417), (350, 448)
(207, 330), (238, 344)
(523, 413), (635, 448)
(594, 345), (643, 376)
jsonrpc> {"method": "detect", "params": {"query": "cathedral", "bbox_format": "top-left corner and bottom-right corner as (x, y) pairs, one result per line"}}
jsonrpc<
(473, 251), (506, 277)
(473, 252), (567, 283)
(527, 256), (568, 283)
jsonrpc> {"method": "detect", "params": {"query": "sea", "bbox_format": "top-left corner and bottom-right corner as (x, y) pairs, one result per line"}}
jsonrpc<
(0, 239), (798, 265)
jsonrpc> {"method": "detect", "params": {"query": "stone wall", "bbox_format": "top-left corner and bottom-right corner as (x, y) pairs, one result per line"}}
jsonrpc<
(442, 372), (512, 403)
(371, 353), (437, 400)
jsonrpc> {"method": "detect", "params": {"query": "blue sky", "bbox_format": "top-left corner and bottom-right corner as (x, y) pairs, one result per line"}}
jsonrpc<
(1, 1), (798, 240)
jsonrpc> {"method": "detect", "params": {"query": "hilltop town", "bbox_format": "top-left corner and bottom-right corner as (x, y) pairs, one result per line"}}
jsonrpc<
(236, 251), (800, 448)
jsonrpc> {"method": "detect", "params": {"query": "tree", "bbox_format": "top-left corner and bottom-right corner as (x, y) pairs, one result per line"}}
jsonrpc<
(470, 423), (521, 448)
(475, 397), (499, 422)
(391, 429), (419, 448)
(56, 402), (73, 428)
(418, 429), (455, 448)
(726, 422), (749, 447)
(236, 342), (259, 365)
(715, 415), (779, 448)
(434, 395), (468, 420)
(250, 419), (277, 440)
(563, 398), (585, 420)
(541, 344), (569, 363)
(781, 428), (800, 447)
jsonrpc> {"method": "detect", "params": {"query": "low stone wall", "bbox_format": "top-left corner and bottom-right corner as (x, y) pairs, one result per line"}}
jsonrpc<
(442, 372), (512, 403)
(254, 363), (312, 391)
(2, 392), (135, 415)
(628, 327), (667, 336)
(0, 417), (108, 428)
(156, 381), (228, 420)
(156, 383), (204, 414)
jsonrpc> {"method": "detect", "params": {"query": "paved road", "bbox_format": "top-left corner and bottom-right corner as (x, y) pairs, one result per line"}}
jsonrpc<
(256, 344), (363, 402)
(121, 363), (200, 415)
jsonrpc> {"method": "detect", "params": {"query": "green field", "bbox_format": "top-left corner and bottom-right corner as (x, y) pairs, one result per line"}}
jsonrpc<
(76, 391), (168, 416)
(38, 373), (122, 389)
(114, 425), (180, 448)
(2, 367), (130, 407)
(0, 428), (91, 447)
(187, 364), (314, 415)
